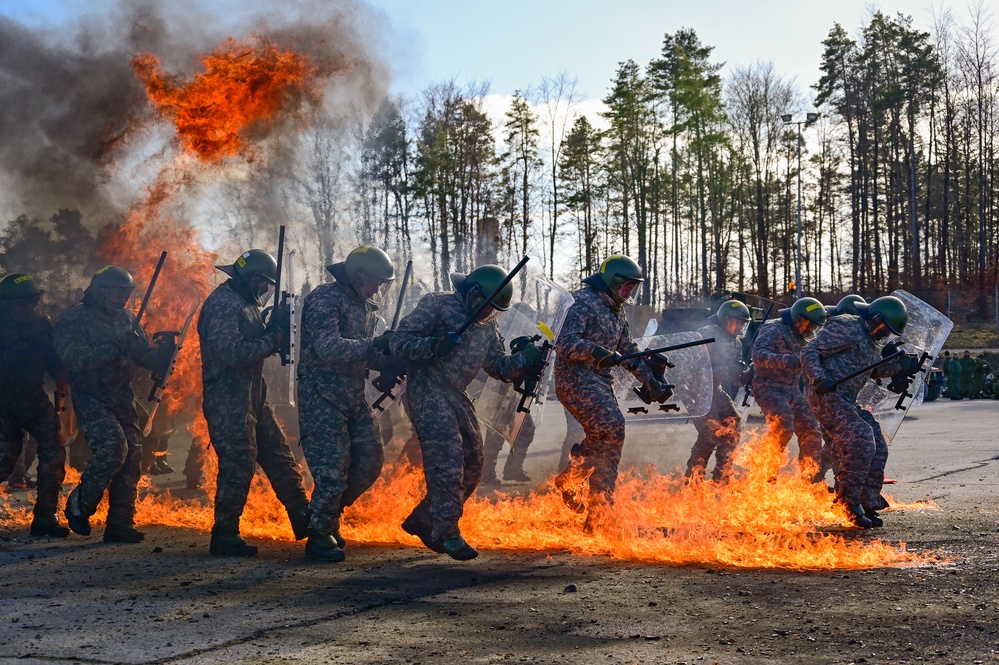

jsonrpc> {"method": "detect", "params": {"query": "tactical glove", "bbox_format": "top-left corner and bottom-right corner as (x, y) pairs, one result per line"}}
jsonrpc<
(881, 339), (904, 358)
(591, 345), (622, 369)
(899, 353), (921, 375)
(519, 342), (544, 369)
(644, 378), (674, 403)
(740, 365), (755, 387)
(266, 303), (291, 334)
(371, 331), (393, 354)
(137, 343), (173, 373)
(115, 329), (149, 360)
(814, 378), (836, 395)
(434, 336), (458, 359)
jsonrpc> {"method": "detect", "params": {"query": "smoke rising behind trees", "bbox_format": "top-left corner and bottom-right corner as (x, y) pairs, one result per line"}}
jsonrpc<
(0, 3), (996, 320)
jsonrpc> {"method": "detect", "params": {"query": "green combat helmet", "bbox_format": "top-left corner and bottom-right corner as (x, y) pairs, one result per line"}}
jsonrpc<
(831, 294), (865, 317)
(717, 300), (752, 338)
(784, 297), (827, 339)
(231, 249), (278, 285)
(452, 265), (513, 324)
(0, 274), (44, 301)
(86, 265), (136, 314)
(582, 255), (644, 305)
(341, 245), (395, 305)
(857, 295), (908, 339)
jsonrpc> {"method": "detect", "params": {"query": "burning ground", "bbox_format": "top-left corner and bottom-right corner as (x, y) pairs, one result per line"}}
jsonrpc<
(1, 400), (998, 663)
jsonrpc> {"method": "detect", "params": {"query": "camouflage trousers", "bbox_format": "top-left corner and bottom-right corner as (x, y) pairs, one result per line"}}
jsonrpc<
(203, 388), (308, 536)
(482, 413), (536, 482)
(753, 381), (824, 481)
(856, 407), (890, 510)
(687, 386), (740, 481)
(406, 384), (483, 542)
(71, 391), (142, 527)
(299, 388), (383, 538)
(557, 406), (586, 472)
(0, 397), (65, 516)
(807, 391), (880, 508)
(556, 375), (625, 498)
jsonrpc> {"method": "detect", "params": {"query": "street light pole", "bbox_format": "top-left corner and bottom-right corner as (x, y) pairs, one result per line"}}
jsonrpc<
(782, 112), (818, 300)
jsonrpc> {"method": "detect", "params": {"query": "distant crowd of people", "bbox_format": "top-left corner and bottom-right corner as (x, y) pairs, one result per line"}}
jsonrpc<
(940, 350), (994, 399)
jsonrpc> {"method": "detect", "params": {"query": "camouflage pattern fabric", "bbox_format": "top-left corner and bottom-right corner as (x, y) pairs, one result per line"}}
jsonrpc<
(856, 406), (890, 511)
(686, 322), (743, 481)
(557, 406), (585, 472)
(800, 315), (900, 507)
(0, 305), (65, 515)
(751, 317), (823, 479)
(198, 279), (308, 535)
(390, 291), (530, 542)
(297, 278), (383, 538)
(53, 298), (143, 527)
(554, 286), (654, 499)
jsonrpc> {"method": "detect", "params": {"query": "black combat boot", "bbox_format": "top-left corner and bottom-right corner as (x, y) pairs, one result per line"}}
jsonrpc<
(30, 513), (69, 538)
(209, 531), (258, 557)
(304, 533), (346, 562)
(288, 506), (311, 541)
(864, 509), (884, 528)
(846, 504), (873, 529)
(440, 534), (478, 561)
(401, 514), (445, 553)
(103, 524), (146, 543)
(64, 488), (91, 536)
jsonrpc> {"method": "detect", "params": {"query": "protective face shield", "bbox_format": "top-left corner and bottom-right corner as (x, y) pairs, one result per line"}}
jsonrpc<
(726, 317), (749, 339)
(868, 321), (895, 344)
(465, 290), (500, 325)
(247, 275), (275, 304)
(610, 275), (642, 305)
(102, 286), (135, 313)
(355, 271), (393, 306)
(8, 297), (41, 322)
(796, 317), (821, 341)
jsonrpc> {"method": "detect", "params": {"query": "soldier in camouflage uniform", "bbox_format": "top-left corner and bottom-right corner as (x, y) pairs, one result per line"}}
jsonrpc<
(199, 249), (310, 557)
(390, 264), (539, 560)
(553, 256), (667, 527)
(751, 297), (827, 481)
(801, 296), (910, 528)
(297, 246), (397, 562)
(686, 300), (751, 482)
(0, 274), (69, 537)
(959, 350), (977, 398)
(55, 266), (169, 543)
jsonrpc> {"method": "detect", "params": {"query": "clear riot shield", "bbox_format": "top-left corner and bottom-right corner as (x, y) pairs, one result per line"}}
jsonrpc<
(263, 247), (299, 407)
(612, 331), (714, 422)
(473, 272), (574, 447)
(856, 290), (953, 442)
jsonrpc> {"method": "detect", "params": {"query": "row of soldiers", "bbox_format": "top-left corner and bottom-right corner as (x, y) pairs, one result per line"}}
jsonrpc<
(0, 246), (919, 560)
(941, 350), (991, 399)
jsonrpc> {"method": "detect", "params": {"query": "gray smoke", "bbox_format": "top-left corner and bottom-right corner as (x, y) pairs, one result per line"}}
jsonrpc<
(0, 0), (393, 234)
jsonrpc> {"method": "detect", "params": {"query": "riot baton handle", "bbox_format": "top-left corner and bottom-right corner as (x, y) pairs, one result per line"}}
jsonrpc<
(447, 255), (530, 343)
(830, 349), (904, 388)
(274, 225), (285, 310)
(135, 251), (167, 328)
(391, 260), (413, 330)
(618, 337), (715, 362)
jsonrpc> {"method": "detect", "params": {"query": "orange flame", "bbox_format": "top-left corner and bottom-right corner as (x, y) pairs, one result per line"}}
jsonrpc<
(132, 35), (316, 162)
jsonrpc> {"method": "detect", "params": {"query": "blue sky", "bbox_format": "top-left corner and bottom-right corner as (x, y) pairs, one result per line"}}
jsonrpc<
(1, 0), (962, 102)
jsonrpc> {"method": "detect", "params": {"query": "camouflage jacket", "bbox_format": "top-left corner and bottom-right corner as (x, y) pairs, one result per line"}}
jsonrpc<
(699, 320), (744, 393)
(298, 277), (379, 402)
(0, 305), (63, 405)
(554, 286), (654, 384)
(800, 314), (899, 400)
(197, 279), (277, 389)
(53, 296), (143, 401)
(390, 291), (530, 396)
(751, 316), (804, 386)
